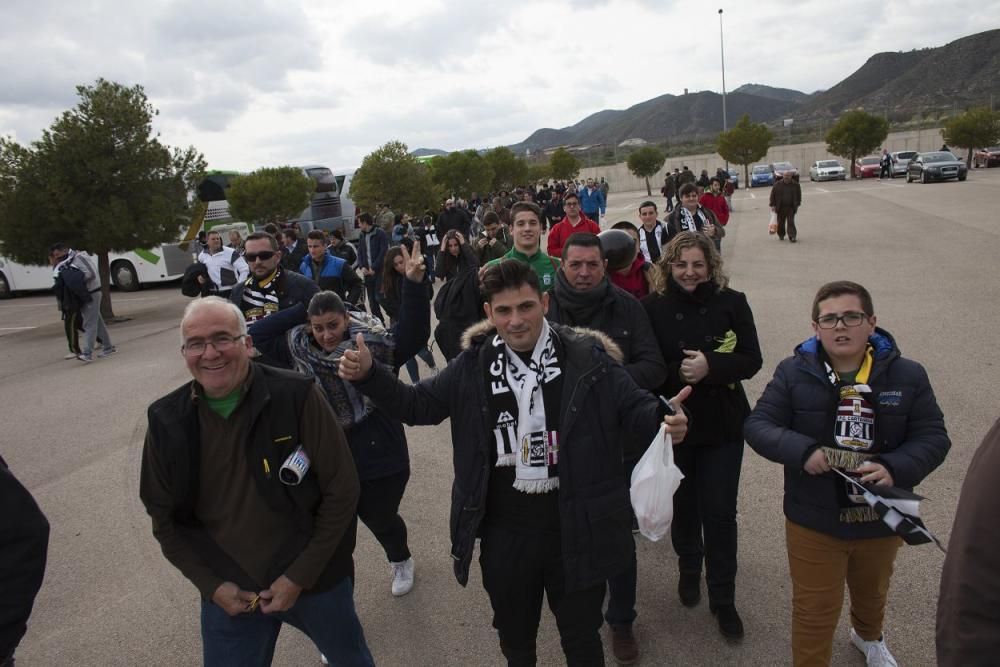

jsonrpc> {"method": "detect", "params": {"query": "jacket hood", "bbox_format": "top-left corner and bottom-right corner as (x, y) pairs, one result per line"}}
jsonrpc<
(795, 326), (898, 366)
(459, 319), (624, 363)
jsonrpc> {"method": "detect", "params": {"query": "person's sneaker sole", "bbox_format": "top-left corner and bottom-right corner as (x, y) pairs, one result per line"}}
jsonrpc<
(98, 347), (118, 358)
(77, 355), (93, 363)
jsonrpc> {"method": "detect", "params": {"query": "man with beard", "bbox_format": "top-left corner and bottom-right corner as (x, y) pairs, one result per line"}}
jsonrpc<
(544, 232), (667, 664)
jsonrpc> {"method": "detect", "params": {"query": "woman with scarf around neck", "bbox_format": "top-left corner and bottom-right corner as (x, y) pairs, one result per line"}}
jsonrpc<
(665, 182), (723, 251)
(379, 244), (439, 382)
(248, 241), (431, 602)
(642, 231), (762, 641)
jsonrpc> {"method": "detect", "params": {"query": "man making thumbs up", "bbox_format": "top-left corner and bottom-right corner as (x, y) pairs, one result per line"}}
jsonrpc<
(339, 259), (689, 666)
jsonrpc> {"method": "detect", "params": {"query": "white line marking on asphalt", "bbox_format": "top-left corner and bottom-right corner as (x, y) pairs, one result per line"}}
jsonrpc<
(816, 188), (830, 193)
(0, 326), (35, 330)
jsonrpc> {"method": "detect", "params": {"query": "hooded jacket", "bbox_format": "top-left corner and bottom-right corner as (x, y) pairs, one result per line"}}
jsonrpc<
(352, 321), (668, 591)
(744, 328), (950, 540)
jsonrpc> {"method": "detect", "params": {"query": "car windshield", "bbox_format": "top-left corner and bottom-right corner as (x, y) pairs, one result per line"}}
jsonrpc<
(752, 166), (770, 173)
(861, 157), (880, 165)
(923, 152), (955, 163)
(817, 161), (839, 168)
(894, 151), (916, 160)
(774, 162), (793, 170)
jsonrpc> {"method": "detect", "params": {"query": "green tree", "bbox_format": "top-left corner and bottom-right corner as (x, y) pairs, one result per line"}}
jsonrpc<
(483, 147), (529, 192)
(526, 162), (552, 185)
(549, 148), (581, 181)
(226, 166), (313, 227)
(0, 79), (205, 318)
(825, 110), (889, 179)
(716, 114), (774, 189)
(626, 146), (666, 196)
(942, 106), (1000, 168)
(429, 150), (494, 199)
(350, 141), (438, 215)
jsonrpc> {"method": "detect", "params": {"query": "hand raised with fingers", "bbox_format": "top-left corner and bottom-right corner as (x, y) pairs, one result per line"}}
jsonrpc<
(402, 240), (426, 283)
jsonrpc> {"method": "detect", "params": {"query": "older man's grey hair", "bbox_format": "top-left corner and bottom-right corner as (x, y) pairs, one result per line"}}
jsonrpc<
(179, 296), (248, 346)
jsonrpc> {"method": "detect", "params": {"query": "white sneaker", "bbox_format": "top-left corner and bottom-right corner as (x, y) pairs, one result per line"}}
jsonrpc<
(64, 352), (79, 360)
(850, 628), (898, 667)
(390, 557), (415, 597)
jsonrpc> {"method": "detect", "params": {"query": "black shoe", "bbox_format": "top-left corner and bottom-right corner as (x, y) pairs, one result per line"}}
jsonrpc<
(789, 238), (797, 243)
(678, 573), (701, 607)
(711, 604), (745, 640)
(778, 236), (785, 241)
(610, 624), (639, 665)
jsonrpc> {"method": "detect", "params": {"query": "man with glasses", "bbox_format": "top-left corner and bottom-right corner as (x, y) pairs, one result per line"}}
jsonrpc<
(546, 192), (600, 259)
(140, 297), (373, 666)
(745, 281), (949, 667)
(230, 232), (319, 367)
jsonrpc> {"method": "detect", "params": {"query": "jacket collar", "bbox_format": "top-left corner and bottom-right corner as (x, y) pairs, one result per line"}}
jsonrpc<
(795, 327), (899, 380)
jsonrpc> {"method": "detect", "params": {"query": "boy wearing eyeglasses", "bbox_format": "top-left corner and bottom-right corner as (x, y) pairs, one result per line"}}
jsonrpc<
(745, 281), (950, 667)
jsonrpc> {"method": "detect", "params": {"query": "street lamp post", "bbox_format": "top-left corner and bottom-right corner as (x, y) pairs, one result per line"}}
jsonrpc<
(719, 8), (728, 172)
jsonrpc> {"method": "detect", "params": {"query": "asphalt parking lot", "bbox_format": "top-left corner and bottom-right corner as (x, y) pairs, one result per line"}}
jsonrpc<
(4, 166), (1000, 666)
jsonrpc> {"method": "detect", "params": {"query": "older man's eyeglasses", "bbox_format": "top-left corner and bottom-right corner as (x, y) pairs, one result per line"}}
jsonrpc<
(182, 334), (245, 357)
(815, 312), (867, 329)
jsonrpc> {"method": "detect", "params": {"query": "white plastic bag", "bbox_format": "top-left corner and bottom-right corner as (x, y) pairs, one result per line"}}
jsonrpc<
(768, 211), (778, 235)
(630, 425), (684, 541)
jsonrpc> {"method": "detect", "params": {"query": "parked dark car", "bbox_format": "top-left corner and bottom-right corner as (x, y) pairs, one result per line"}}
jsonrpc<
(974, 146), (1000, 168)
(772, 161), (798, 180)
(906, 152), (968, 183)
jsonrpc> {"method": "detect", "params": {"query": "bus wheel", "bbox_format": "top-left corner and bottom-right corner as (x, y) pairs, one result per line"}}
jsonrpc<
(0, 271), (11, 299)
(111, 260), (140, 292)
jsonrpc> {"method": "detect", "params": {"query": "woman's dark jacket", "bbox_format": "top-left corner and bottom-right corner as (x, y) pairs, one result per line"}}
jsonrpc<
(433, 244), (482, 361)
(744, 328), (950, 540)
(352, 321), (668, 592)
(643, 280), (762, 446)
(249, 278), (431, 481)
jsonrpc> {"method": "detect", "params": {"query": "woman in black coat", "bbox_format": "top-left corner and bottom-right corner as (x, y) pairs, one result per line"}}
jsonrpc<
(642, 231), (762, 640)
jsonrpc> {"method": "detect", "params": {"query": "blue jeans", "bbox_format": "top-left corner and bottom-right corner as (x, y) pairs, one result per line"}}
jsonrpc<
(200, 577), (374, 667)
(404, 347), (437, 383)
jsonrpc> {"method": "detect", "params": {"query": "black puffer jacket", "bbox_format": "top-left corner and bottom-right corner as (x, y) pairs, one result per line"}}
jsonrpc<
(643, 280), (762, 446)
(353, 321), (668, 591)
(744, 329), (950, 540)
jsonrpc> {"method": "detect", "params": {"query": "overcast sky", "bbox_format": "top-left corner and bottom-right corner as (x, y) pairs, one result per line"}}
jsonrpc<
(1, 0), (997, 172)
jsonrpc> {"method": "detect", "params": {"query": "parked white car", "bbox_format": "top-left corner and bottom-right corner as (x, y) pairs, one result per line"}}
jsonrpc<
(890, 151), (917, 178)
(808, 160), (846, 181)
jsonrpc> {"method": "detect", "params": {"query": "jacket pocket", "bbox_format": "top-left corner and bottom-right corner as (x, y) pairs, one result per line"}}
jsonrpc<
(584, 488), (634, 569)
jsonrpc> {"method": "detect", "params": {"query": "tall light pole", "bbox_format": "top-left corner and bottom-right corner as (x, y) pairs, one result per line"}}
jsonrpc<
(719, 8), (728, 171)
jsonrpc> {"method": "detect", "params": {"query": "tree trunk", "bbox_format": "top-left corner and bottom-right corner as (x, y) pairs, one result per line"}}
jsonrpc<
(97, 251), (116, 321)
(850, 152), (857, 179)
(645, 177), (651, 196)
(966, 147), (973, 169)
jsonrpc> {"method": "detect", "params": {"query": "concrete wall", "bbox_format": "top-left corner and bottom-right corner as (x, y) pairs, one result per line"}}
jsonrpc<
(579, 128), (946, 192)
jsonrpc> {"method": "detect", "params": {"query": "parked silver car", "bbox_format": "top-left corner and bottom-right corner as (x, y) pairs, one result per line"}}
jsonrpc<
(890, 151), (917, 178)
(808, 160), (846, 181)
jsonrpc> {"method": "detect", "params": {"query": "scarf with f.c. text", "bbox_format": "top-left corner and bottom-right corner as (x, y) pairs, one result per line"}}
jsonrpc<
(485, 320), (564, 493)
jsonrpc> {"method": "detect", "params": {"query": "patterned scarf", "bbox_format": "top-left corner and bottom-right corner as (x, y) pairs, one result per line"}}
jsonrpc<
(819, 344), (882, 523)
(484, 321), (564, 493)
(286, 311), (394, 430)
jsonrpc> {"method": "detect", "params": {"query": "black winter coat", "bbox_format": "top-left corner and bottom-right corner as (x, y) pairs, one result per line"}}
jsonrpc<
(353, 321), (668, 591)
(744, 329), (950, 540)
(643, 281), (762, 446)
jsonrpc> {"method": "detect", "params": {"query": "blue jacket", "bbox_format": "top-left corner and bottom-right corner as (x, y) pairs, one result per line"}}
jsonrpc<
(578, 187), (606, 216)
(357, 228), (388, 273)
(298, 252), (364, 306)
(744, 328), (950, 540)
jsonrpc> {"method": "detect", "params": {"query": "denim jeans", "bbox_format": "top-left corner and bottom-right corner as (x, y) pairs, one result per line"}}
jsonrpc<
(80, 292), (111, 356)
(200, 576), (374, 667)
(404, 347), (437, 383)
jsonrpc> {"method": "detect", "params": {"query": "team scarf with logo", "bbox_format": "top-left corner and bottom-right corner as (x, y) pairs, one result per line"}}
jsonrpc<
(639, 222), (665, 263)
(819, 344), (885, 523)
(484, 320), (564, 493)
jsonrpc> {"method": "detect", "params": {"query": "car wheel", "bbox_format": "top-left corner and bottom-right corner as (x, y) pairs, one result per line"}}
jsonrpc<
(0, 271), (11, 299)
(111, 260), (141, 292)
(920, 171), (927, 184)
(959, 174), (967, 182)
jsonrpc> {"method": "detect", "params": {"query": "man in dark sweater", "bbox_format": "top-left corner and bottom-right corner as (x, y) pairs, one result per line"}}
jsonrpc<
(140, 297), (372, 666)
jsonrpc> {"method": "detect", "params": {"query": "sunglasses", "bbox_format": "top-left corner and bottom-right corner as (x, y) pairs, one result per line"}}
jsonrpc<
(244, 251), (276, 262)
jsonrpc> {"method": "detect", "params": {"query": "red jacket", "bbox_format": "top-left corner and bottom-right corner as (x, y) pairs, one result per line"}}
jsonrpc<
(611, 254), (649, 300)
(546, 215), (601, 257)
(699, 192), (730, 226)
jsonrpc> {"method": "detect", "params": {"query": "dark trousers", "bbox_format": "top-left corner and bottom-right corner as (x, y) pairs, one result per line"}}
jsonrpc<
(480, 524), (606, 666)
(63, 311), (82, 354)
(357, 469), (411, 563)
(776, 208), (797, 240)
(879, 164), (891, 179)
(670, 440), (744, 607)
(665, 194), (674, 211)
(605, 458), (639, 627)
(583, 211), (600, 225)
(363, 273), (384, 322)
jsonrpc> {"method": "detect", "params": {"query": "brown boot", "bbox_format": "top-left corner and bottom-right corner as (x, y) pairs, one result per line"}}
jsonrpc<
(610, 624), (639, 665)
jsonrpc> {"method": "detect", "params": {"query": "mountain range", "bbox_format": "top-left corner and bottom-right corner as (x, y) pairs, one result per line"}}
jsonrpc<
(412, 29), (999, 158)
